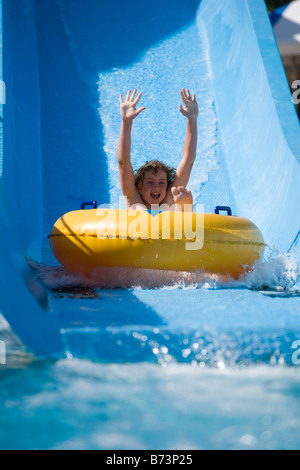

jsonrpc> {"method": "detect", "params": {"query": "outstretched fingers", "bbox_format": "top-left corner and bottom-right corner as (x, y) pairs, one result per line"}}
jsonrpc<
(131, 90), (146, 115)
(180, 88), (188, 104)
(119, 89), (146, 121)
(130, 89), (137, 102)
(181, 88), (197, 102)
(179, 104), (188, 117)
(133, 91), (143, 106)
(135, 106), (146, 117)
(122, 89), (143, 105)
(125, 90), (131, 102)
(179, 88), (198, 119)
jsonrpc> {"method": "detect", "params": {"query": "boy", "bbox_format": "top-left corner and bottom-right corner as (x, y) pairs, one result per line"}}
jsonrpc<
(117, 89), (198, 212)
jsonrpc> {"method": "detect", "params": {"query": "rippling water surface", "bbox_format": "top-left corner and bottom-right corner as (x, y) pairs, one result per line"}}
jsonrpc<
(0, 359), (300, 450)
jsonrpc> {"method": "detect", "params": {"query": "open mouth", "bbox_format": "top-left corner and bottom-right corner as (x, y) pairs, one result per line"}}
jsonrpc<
(150, 193), (161, 200)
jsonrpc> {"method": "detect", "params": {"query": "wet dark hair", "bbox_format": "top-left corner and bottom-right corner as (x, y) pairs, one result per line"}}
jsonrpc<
(134, 160), (176, 189)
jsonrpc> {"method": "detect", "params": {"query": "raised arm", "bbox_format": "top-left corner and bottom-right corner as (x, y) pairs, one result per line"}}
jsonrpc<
(117, 90), (146, 206)
(172, 89), (199, 189)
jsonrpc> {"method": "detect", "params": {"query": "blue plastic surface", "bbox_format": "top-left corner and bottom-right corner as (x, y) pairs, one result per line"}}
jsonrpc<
(0, 0), (299, 357)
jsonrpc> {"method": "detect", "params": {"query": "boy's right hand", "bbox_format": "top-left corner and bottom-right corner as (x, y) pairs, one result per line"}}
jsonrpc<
(120, 90), (146, 122)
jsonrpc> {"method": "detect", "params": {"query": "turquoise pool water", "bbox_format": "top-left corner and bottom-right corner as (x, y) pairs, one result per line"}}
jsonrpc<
(1, 360), (300, 450)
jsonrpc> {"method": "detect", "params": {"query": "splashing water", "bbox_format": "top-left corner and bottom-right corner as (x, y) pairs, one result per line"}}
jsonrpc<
(28, 243), (300, 293)
(244, 248), (300, 294)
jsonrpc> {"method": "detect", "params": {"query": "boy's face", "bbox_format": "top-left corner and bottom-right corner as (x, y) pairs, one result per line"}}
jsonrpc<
(139, 169), (168, 206)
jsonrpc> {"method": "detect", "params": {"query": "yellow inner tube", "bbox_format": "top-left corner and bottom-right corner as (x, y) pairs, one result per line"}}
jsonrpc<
(49, 209), (265, 278)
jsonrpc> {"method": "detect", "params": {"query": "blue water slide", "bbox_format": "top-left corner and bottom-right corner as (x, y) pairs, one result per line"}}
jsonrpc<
(0, 0), (299, 358)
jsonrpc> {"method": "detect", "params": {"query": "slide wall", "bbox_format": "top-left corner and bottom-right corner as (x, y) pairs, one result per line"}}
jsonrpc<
(0, 0), (299, 357)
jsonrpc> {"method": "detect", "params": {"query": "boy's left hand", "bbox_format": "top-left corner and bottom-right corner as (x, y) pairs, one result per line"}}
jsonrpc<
(171, 186), (193, 211)
(179, 89), (199, 120)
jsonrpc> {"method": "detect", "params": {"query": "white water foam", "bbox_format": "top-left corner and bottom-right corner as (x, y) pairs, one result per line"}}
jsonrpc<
(29, 246), (300, 294)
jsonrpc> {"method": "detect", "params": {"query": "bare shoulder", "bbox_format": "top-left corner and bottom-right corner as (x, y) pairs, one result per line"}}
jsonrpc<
(126, 192), (145, 208)
(118, 162), (145, 208)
